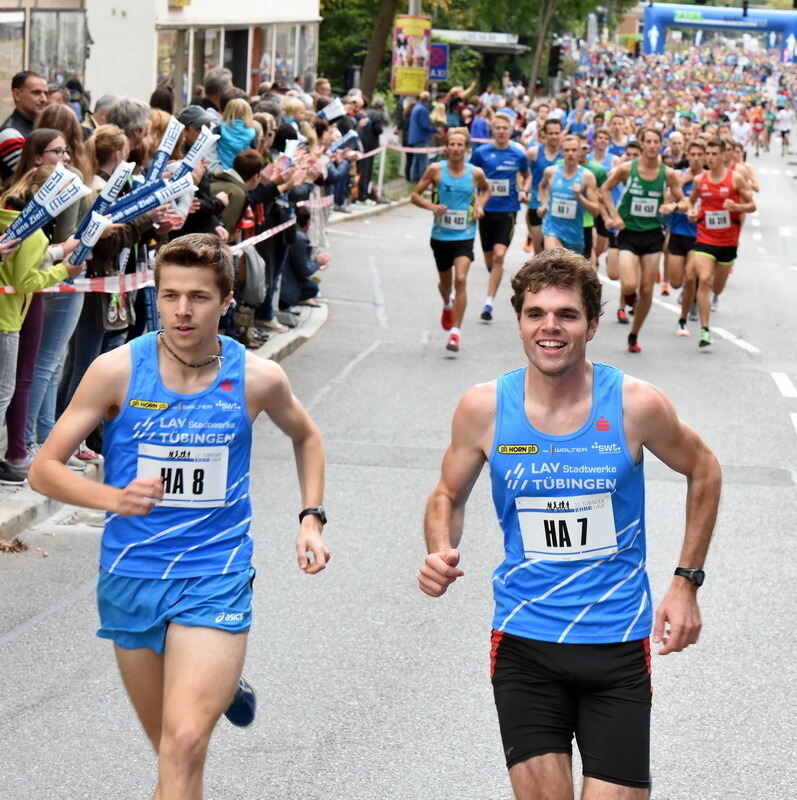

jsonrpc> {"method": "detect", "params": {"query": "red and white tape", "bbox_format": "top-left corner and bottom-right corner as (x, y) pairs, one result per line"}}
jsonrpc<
(0, 269), (155, 295)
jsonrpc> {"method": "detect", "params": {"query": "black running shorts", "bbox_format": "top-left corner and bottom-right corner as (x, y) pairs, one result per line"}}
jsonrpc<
(667, 232), (696, 257)
(617, 227), (665, 256)
(429, 238), (474, 272)
(527, 207), (543, 227)
(693, 242), (737, 264)
(490, 630), (652, 789)
(594, 214), (610, 238)
(479, 211), (516, 252)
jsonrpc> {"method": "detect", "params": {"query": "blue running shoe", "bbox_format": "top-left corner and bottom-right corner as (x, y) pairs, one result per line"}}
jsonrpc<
(224, 677), (256, 727)
(480, 304), (493, 322)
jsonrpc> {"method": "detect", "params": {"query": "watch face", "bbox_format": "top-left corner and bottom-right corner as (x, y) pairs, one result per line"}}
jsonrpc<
(693, 570), (705, 586)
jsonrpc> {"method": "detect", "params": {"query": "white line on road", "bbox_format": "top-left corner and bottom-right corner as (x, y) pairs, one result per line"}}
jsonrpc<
(327, 228), (375, 239)
(752, 232), (762, 241)
(771, 372), (797, 398)
(751, 218), (761, 227)
(598, 275), (761, 353)
(791, 413), (797, 436)
(369, 257), (388, 329)
(757, 247), (766, 255)
(420, 329), (430, 345)
(305, 340), (383, 413)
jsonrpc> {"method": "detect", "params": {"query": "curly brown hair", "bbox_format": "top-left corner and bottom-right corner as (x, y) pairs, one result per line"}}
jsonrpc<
(510, 249), (603, 321)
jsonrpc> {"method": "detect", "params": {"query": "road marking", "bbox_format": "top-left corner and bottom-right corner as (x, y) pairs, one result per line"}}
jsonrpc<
(0, 577), (95, 649)
(791, 413), (797, 436)
(772, 372), (797, 398)
(305, 340), (382, 412)
(751, 218), (760, 227)
(420, 329), (430, 345)
(711, 327), (760, 353)
(752, 232), (762, 241)
(777, 227), (797, 237)
(327, 228), (375, 239)
(369, 256), (388, 329)
(598, 275), (760, 354)
(757, 247), (766, 255)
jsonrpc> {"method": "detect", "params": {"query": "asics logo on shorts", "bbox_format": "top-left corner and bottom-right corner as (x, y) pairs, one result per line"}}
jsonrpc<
(215, 611), (245, 623)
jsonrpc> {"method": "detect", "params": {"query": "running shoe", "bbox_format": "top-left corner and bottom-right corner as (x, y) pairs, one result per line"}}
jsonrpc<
(676, 319), (690, 337)
(224, 677), (257, 727)
(660, 282), (670, 296)
(688, 302), (698, 322)
(446, 332), (460, 353)
(522, 236), (532, 253)
(711, 294), (719, 312)
(0, 460), (25, 486)
(75, 442), (102, 462)
(480, 304), (493, 322)
(441, 306), (454, 331)
(627, 333), (641, 353)
(617, 308), (629, 324)
(699, 329), (713, 348)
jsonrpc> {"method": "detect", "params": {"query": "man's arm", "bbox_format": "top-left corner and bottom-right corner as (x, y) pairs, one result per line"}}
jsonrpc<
(600, 161), (631, 226)
(472, 167), (491, 219)
(410, 163), (445, 214)
(728, 173), (756, 213)
(419, 383), (494, 597)
(29, 348), (164, 516)
(623, 377), (721, 656)
(537, 166), (554, 214)
(246, 355), (328, 574)
(578, 170), (601, 217)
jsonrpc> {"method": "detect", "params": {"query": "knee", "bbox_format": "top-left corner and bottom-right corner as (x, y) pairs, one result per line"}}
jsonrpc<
(160, 724), (209, 769)
(454, 275), (467, 292)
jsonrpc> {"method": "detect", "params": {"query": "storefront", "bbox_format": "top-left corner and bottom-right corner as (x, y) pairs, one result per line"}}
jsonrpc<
(84, 1), (320, 106)
(0, 2), (88, 120)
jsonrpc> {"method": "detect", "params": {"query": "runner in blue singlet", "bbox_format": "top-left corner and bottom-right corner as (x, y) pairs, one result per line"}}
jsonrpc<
(29, 234), (330, 798)
(419, 248), (721, 799)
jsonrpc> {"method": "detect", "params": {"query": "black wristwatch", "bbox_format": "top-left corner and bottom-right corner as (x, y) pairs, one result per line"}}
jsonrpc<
(299, 506), (327, 526)
(674, 567), (705, 587)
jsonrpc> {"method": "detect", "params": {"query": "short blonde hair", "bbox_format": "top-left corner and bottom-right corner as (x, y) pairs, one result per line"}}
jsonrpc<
(222, 98), (253, 127)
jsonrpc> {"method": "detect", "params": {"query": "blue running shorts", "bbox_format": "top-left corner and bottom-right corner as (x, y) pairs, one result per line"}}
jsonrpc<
(97, 567), (255, 653)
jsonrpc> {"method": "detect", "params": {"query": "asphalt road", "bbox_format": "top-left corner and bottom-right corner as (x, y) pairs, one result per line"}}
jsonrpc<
(2, 148), (796, 799)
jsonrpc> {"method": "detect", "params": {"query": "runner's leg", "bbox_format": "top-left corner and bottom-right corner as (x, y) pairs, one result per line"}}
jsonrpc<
(158, 625), (248, 800)
(693, 253), (715, 329)
(452, 255), (472, 328)
(509, 753), (574, 800)
(486, 243), (509, 301)
(629, 253), (661, 337)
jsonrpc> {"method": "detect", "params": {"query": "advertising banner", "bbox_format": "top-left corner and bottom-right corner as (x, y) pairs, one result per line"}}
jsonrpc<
(392, 15), (431, 96)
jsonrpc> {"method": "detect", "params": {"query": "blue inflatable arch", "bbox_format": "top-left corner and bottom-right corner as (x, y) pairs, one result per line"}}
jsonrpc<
(643, 3), (797, 61)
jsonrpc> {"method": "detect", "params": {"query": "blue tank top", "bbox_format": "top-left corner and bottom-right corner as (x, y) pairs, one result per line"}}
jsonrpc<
(530, 146), (560, 209)
(541, 164), (586, 248)
(470, 143), (529, 213)
(101, 332), (253, 579)
(667, 173), (696, 237)
(431, 161), (477, 241)
(608, 136), (629, 156)
(488, 363), (651, 644)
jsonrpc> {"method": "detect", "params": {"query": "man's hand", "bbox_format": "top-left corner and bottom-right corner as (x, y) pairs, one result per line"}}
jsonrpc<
(114, 477), (164, 517)
(214, 224), (229, 242)
(59, 237), (79, 257)
(65, 260), (85, 278)
(431, 203), (447, 216)
(653, 580), (702, 655)
(537, 203), (547, 218)
(0, 237), (21, 260)
(215, 191), (230, 207)
(296, 519), (329, 574)
(474, 205), (485, 220)
(418, 549), (464, 597)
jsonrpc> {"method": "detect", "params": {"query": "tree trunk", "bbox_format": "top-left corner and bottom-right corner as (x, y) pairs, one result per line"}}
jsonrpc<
(361, 0), (402, 98)
(529, 0), (559, 98)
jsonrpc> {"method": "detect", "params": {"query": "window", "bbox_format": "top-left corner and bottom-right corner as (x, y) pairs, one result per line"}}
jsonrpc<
(274, 24), (297, 85)
(0, 12), (24, 120)
(251, 25), (274, 92)
(191, 28), (222, 95)
(29, 11), (86, 85)
(298, 24), (318, 93)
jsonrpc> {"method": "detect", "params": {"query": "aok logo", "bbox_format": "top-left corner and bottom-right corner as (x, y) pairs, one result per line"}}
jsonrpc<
(498, 444), (539, 454)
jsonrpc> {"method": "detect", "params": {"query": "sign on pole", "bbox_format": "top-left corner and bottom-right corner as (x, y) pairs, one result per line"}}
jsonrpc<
(391, 15), (432, 95)
(429, 43), (449, 82)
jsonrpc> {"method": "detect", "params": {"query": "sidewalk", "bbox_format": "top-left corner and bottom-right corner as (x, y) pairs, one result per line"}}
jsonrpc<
(0, 194), (410, 542)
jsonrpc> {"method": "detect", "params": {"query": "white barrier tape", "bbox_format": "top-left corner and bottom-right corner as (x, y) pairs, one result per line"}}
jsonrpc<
(296, 195), (334, 209)
(229, 217), (297, 254)
(0, 269), (155, 295)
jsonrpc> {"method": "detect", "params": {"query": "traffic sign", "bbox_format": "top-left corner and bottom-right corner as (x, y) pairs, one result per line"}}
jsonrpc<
(429, 43), (449, 81)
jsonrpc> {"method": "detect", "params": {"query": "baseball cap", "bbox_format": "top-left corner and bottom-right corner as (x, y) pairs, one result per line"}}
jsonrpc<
(177, 105), (216, 128)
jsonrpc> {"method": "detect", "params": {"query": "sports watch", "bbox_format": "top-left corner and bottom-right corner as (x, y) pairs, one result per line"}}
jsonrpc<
(674, 567), (705, 587)
(299, 506), (327, 526)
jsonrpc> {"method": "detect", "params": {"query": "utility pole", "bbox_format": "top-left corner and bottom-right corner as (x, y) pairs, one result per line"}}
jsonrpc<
(409, 0), (421, 15)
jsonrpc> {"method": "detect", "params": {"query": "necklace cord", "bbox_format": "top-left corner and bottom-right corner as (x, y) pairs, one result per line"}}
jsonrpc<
(158, 331), (223, 369)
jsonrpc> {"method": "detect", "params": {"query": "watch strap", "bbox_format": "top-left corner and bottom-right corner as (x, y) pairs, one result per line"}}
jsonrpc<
(299, 506), (327, 525)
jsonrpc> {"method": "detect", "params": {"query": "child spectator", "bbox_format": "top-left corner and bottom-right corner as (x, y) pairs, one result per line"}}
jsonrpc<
(216, 99), (257, 171)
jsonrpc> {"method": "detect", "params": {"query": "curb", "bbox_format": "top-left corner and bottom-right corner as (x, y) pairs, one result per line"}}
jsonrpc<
(0, 197), (401, 543)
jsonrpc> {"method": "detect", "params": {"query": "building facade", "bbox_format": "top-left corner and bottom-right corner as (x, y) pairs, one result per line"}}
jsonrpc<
(84, 0), (321, 105)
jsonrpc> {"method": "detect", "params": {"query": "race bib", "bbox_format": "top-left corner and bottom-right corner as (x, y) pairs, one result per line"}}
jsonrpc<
(515, 493), (618, 561)
(489, 178), (510, 197)
(704, 210), (730, 229)
(552, 198), (577, 219)
(137, 443), (229, 508)
(630, 196), (658, 218)
(440, 209), (469, 230)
